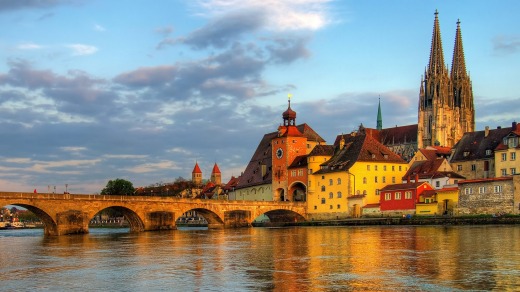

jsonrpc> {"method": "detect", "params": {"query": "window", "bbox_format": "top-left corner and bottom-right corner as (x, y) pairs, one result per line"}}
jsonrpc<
(337, 191), (342, 198)
(502, 153), (507, 161)
(508, 137), (518, 148)
(314, 205), (317, 210)
(435, 181), (440, 188)
(486, 149), (492, 156)
(309, 181), (312, 187)
(494, 185), (502, 193)
(321, 186), (326, 192)
(375, 165), (378, 171)
(502, 169), (507, 176)
(329, 179), (333, 186)
(291, 170), (296, 177)
(329, 192), (333, 199)
(385, 193), (391, 200)
(464, 187), (473, 195)
(392, 166), (395, 171)
(457, 165), (462, 171)
(511, 152), (516, 161)
(395, 192), (402, 200)
(329, 205), (333, 209)
(308, 169), (313, 174)
(471, 164), (476, 171)
(392, 177), (396, 183)
(478, 186), (486, 194)
(384, 165), (387, 171)
(321, 198), (326, 204)
(405, 191), (412, 199)
(375, 176), (378, 183)
(337, 204), (341, 209)
(382, 176), (386, 183)
(367, 165), (370, 171)
(464, 151), (470, 157)
(399, 166), (402, 171)
(511, 168), (517, 175)
(337, 178), (342, 185)
(363, 177), (367, 184)
(298, 169), (303, 176)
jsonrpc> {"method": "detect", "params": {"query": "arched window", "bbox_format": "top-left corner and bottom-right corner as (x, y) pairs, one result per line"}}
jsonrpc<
(321, 186), (326, 192)
(329, 192), (333, 199)
(321, 198), (326, 204)
(337, 178), (342, 185)
(337, 191), (342, 198)
(329, 179), (333, 186)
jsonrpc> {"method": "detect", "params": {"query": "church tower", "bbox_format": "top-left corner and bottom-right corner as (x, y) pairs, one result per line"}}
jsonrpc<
(376, 97), (383, 130)
(418, 10), (474, 148)
(192, 162), (202, 185)
(210, 163), (222, 185)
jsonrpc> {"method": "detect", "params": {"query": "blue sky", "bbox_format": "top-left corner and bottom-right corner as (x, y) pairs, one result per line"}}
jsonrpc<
(0, 0), (519, 193)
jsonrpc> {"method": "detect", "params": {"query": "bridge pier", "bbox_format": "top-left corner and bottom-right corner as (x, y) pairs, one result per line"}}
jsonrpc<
(56, 210), (90, 235)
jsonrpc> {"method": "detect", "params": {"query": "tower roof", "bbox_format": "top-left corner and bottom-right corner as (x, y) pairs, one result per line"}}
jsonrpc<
(192, 162), (202, 174)
(283, 100), (297, 120)
(427, 10), (447, 75)
(376, 97), (383, 130)
(450, 19), (468, 80)
(211, 163), (221, 174)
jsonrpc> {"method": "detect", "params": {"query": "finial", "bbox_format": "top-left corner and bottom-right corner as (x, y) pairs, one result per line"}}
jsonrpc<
(435, 9), (438, 16)
(457, 19), (460, 26)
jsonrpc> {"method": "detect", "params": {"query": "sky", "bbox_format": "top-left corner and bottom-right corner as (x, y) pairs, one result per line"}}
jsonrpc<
(0, 0), (519, 194)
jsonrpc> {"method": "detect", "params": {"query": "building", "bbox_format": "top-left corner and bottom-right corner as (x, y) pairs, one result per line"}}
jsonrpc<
(450, 125), (512, 180)
(308, 129), (409, 219)
(234, 97), (325, 201)
(457, 176), (520, 215)
(380, 181), (435, 216)
(494, 122), (520, 177)
(415, 186), (459, 216)
(417, 11), (475, 148)
(404, 147), (464, 189)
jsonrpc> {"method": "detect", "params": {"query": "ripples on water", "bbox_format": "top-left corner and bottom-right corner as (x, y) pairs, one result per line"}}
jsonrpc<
(1, 226), (520, 291)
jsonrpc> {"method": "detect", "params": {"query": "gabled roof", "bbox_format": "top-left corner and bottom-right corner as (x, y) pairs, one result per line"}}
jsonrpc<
(288, 155), (308, 169)
(403, 158), (465, 180)
(308, 144), (334, 157)
(316, 133), (405, 174)
(450, 126), (512, 162)
(222, 176), (239, 191)
(337, 124), (418, 147)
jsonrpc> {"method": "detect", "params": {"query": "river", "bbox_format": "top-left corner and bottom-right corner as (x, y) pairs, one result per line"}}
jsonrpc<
(1, 225), (519, 291)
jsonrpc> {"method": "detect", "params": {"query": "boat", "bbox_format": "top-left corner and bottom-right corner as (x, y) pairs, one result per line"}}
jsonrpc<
(10, 222), (25, 228)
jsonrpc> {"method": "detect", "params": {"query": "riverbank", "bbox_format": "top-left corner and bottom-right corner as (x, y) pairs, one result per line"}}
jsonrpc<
(254, 215), (520, 227)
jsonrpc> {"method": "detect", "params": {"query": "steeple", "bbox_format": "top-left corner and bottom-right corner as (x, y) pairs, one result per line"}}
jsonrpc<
(192, 162), (202, 185)
(210, 163), (222, 185)
(450, 19), (468, 80)
(376, 97), (383, 130)
(282, 94), (296, 126)
(427, 10), (447, 76)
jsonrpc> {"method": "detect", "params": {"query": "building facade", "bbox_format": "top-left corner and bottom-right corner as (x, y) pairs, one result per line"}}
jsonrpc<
(494, 122), (520, 177)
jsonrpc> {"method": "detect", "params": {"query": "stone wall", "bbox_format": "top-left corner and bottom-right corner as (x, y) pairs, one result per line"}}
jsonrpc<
(457, 178), (514, 215)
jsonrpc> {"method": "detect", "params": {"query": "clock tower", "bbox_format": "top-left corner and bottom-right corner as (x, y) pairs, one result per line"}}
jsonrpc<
(272, 95), (308, 201)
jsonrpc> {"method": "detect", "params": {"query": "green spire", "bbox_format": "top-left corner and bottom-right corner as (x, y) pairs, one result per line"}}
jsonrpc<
(376, 97), (383, 130)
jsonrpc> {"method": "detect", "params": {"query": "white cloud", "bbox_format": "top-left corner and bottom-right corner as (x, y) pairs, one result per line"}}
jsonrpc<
(66, 44), (99, 56)
(16, 42), (44, 50)
(103, 154), (148, 159)
(197, 0), (332, 31)
(125, 161), (181, 173)
(61, 146), (87, 152)
(94, 23), (106, 32)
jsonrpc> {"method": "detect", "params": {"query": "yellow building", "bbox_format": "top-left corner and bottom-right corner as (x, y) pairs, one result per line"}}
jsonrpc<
(307, 130), (408, 220)
(416, 186), (459, 216)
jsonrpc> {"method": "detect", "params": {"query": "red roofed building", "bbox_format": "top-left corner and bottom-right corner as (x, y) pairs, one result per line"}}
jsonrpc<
(211, 163), (222, 185)
(192, 162), (202, 185)
(494, 122), (520, 177)
(380, 181), (434, 215)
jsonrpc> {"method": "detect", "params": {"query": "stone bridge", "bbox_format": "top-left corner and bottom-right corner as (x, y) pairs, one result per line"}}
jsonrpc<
(0, 192), (307, 236)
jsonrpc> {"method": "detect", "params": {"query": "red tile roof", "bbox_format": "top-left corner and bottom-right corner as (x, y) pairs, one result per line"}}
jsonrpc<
(211, 163), (221, 174)
(380, 182), (430, 191)
(192, 162), (202, 174)
(458, 176), (513, 184)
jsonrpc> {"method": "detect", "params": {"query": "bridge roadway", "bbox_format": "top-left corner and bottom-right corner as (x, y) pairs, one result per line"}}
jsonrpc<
(0, 192), (307, 236)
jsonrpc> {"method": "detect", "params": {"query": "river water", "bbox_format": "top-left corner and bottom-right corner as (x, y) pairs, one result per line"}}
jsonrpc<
(1, 225), (519, 291)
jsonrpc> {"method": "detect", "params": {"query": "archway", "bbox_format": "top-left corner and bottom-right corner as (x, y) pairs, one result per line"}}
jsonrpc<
(176, 208), (224, 229)
(289, 182), (307, 202)
(1, 203), (57, 236)
(91, 206), (144, 233)
(262, 209), (306, 225)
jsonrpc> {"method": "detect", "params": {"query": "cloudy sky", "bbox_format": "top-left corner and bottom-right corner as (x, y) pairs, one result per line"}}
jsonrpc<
(0, 0), (519, 194)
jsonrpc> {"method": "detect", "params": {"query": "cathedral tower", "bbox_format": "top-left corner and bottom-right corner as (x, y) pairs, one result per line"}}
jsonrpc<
(192, 162), (202, 185)
(210, 163), (222, 185)
(418, 11), (474, 148)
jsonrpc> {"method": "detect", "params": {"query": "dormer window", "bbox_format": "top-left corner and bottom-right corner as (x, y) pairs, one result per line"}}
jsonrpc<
(372, 154), (376, 158)
(463, 151), (470, 157)
(486, 149), (492, 156)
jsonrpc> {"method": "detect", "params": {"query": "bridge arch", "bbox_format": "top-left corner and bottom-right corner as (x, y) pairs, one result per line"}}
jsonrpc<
(89, 206), (145, 233)
(261, 208), (306, 224)
(1, 203), (57, 236)
(289, 181), (307, 202)
(177, 207), (225, 229)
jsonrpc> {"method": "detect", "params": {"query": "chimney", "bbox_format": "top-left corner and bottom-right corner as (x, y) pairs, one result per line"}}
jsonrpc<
(513, 121), (518, 130)
(485, 126), (490, 137)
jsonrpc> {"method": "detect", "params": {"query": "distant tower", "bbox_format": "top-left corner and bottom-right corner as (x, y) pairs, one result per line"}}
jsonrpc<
(418, 10), (474, 148)
(192, 162), (202, 185)
(210, 163), (222, 185)
(376, 97), (383, 131)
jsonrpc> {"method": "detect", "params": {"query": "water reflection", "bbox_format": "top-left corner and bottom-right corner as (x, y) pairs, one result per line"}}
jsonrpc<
(0, 226), (520, 291)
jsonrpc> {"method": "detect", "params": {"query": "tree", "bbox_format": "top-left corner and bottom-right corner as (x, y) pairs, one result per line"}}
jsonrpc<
(101, 178), (135, 196)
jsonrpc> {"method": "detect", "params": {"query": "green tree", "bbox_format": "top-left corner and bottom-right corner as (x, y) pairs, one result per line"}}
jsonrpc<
(101, 178), (135, 196)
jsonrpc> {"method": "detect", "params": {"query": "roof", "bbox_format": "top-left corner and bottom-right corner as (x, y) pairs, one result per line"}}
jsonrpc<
(308, 144), (334, 157)
(450, 126), (512, 162)
(380, 182), (430, 192)
(363, 203), (380, 209)
(334, 124), (418, 147)
(458, 176), (513, 185)
(235, 123), (324, 190)
(288, 155), (308, 169)
(222, 176), (239, 191)
(316, 133), (406, 175)
(403, 158), (465, 180)
(420, 190), (437, 198)
(192, 162), (202, 174)
(211, 163), (221, 174)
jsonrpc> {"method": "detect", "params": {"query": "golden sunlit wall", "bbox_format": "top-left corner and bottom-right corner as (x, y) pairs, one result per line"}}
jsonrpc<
(350, 161), (408, 205)
(308, 171), (349, 219)
(494, 147), (519, 177)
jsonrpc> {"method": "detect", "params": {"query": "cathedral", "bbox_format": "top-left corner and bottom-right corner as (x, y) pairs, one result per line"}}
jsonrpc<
(417, 10), (475, 148)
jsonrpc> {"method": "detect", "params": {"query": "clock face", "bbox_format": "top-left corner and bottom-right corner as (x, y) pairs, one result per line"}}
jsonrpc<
(276, 148), (283, 159)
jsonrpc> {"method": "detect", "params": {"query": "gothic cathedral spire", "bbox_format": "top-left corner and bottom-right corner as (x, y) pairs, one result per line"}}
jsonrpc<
(418, 10), (474, 148)
(376, 97), (383, 131)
